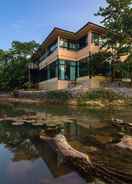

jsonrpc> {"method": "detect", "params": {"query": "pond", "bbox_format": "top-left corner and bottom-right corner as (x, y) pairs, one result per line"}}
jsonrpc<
(0, 102), (132, 184)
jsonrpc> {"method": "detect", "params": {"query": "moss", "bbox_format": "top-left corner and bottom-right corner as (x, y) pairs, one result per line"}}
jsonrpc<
(44, 90), (72, 102)
(77, 89), (125, 105)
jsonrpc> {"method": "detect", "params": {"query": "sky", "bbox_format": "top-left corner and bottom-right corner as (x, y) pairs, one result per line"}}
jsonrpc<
(0, 0), (106, 50)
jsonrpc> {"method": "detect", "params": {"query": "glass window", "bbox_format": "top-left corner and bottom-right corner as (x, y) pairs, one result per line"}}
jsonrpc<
(78, 35), (88, 49)
(30, 69), (39, 84)
(39, 67), (48, 82)
(49, 62), (57, 79)
(59, 38), (77, 51)
(39, 61), (58, 82)
(48, 42), (58, 53)
(59, 39), (68, 48)
(58, 61), (65, 80)
(58, 60), (76, 81)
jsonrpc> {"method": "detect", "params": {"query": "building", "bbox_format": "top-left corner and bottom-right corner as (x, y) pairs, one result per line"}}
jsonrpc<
(30, 22), (110, 90)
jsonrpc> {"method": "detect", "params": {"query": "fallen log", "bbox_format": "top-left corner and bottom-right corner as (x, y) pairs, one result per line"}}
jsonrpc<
(40, 134), (92, 164)
(40, 133), (132, 184)
(112, 118), (132, 129)
(116, 135), (132, 150)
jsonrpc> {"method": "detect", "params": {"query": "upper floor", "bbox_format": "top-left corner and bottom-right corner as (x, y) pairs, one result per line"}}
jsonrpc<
(31, 22), (107, 68)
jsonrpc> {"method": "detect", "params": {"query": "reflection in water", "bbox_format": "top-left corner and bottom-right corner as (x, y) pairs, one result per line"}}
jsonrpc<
(0, 103), (132, 183)
(0, 124), (72, 184)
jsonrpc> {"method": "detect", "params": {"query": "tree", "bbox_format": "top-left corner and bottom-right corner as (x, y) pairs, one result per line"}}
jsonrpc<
(0, 50), (10, 65)
(10, 40), (39, 59)
(89, 51), (112, 77)
(96, 0), (132, 81)
(0, 40), (39, 91)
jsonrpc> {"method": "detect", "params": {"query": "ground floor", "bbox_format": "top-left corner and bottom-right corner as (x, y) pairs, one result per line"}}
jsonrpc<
(30, 58), (110, 90)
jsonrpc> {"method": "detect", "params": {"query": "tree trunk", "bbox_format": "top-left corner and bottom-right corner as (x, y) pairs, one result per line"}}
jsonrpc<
(40, 133), (132, 184)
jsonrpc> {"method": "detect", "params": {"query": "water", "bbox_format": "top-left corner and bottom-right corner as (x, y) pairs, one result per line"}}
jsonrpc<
(0, 102), (132, 183)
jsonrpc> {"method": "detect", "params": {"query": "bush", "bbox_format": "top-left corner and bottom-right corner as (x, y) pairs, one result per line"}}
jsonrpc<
(78, 89), (124, 102)
(45, 90), (72, 101)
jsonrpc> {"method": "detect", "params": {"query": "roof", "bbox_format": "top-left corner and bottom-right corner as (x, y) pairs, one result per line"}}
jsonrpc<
(32, 22), (106, 61)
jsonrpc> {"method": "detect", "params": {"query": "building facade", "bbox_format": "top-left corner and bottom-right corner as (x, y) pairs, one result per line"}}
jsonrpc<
(30, 22), (110, 90)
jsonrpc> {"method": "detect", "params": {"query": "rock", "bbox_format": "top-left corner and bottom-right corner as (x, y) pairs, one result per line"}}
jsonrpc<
(12, 122), (24, 126)
(116, 135), (132, 150)
(112, 118), (124, 124)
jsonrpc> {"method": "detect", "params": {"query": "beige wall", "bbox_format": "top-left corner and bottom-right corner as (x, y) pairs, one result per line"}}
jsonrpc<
(38, 75), (109, 91)
(58, 48), (77, 61)
(39, 49), (58, 70)
(38, 78), (58, 90)
(77, 75), (108, 89)
(38, 79), (77, 90)
(58, 80), (69, 90)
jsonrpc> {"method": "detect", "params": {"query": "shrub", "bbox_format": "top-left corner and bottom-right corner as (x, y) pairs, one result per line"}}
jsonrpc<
(78, 89), (124, 102)
(45, 90), (72, 101)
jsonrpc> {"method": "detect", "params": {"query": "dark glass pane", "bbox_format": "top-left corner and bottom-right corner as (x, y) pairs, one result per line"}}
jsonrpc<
(39, 67), (48, 82)
(49, 61), (57, 79)
(79, 58), (89, 77)
(58, 60), (65, 80)
(58, 60), (76, 81)
(78, 35), (88, 49)
(30, 69), (39, 84)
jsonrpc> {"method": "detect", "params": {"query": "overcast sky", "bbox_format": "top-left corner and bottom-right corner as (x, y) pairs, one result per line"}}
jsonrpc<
(0, 0), (106, 49)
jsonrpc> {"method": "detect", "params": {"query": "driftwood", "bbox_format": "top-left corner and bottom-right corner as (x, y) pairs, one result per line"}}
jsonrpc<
(40, 134), (92, 164)
(40, 133), (132, 184)
(112, 118), (132, 129)
(116, 135), (132, 150)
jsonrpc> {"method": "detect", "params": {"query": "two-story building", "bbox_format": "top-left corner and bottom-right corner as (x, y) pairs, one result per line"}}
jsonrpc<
(30, 22), (109, 90)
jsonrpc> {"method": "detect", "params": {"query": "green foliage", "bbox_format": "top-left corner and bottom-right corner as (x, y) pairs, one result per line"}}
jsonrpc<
(96, 0), (132, 58)
(23, 81), (33, 89)
(90, 51), (112, 76)
(0, 40), (39, 91)
(10, 41), (39, 58)
(78, 89), (124, 102)
(45, 90), (72, 101)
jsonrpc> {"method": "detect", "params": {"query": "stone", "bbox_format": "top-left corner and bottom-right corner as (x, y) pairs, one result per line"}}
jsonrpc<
(116, 135), (132, 150)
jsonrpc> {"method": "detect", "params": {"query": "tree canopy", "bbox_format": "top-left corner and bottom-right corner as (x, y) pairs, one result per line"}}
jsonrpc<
(0, 41), (39, 91)
(96, 0), (132, 57)
(96, 0), (132, 82)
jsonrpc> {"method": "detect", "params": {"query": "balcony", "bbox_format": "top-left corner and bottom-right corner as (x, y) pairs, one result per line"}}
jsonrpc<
(39, 49), (59, 70)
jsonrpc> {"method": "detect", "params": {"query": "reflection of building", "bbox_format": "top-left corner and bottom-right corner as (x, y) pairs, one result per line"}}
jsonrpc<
(35, 141), (72, 177)
(30, 22), (109, 90)
(64, 122), (79, 138)
(64, 122), (91, 140)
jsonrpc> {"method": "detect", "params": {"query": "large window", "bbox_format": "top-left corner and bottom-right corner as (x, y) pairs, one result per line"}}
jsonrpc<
(48, 42), (58, 54)
(58, 60), (76, 81)
(49, 61), (57, 79)
(78, 35), (88, 49)
(39, 67), (48, 82)
(30, 69), (39, 84)
(39, 41), (58, 62)
(59, 39), (77, 51)
(59, 36), (88, 51)
(39, 61), (57, 82)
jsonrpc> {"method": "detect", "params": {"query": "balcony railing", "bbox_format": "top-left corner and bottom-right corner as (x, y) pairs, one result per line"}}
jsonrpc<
(28, 63), (38, 69)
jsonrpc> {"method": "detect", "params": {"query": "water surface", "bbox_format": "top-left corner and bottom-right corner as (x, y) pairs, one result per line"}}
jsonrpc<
(0, 102), (132, 183)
